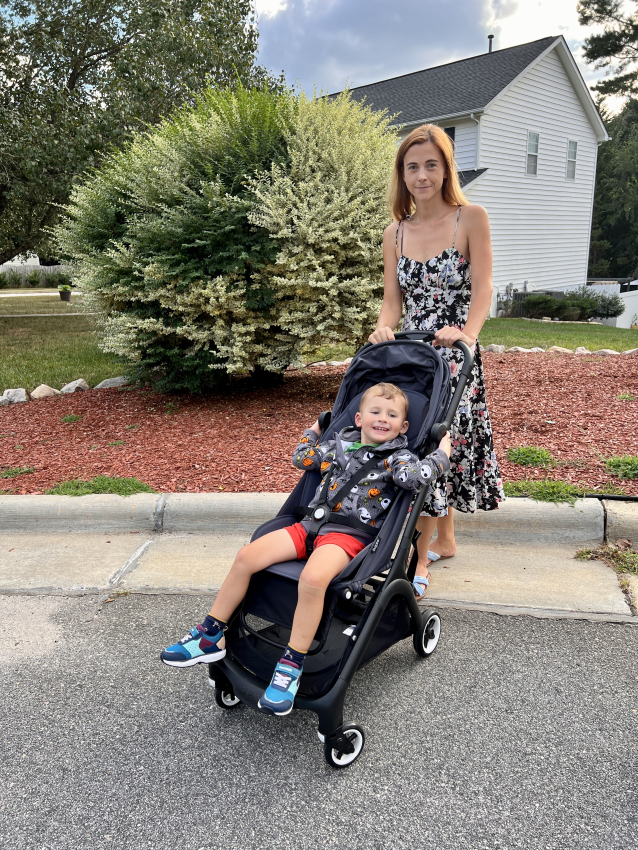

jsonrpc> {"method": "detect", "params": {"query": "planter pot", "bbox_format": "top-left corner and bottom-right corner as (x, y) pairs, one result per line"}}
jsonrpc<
(632, 325), (638, 330)
(59, 290), (72, 302)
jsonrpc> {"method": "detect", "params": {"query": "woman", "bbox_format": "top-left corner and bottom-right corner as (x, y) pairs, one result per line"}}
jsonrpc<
(369, 124), (504, 593)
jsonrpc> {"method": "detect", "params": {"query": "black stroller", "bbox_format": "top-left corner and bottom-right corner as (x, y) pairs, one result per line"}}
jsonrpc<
(208, 330), (474, 768)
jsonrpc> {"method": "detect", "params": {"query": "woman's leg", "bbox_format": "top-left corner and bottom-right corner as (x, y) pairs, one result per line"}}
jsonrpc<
(416, 509), (456, 574)
(288, 544), (352, 652)
(210, 528), (298, 622)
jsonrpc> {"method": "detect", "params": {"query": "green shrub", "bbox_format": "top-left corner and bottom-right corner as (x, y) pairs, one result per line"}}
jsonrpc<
(56, 86), (397, 392)
(0, 272), (8, 289)
(522, 294), (557, 319)
(45, 270), (73, 288)
(507, 446), (554, 466)
(2, 268), (23, 288)
(26, 269), (43, 287)
(523, 288), (622, 322)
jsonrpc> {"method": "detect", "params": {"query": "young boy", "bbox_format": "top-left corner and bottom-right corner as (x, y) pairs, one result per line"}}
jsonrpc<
(161, 382), (450, 716)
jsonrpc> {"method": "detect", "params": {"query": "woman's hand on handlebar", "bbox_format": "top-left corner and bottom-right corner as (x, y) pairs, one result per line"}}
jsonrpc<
(439, 431), (451, 458)
(368, 326), (395, 345)
(434, 326), (476, 349)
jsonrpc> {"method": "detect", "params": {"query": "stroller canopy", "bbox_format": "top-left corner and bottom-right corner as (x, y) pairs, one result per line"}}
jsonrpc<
(329, 339), (451, 454)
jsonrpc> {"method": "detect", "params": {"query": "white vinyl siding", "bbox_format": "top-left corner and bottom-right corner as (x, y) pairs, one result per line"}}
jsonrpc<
(566, 140), (577, 179)
(526, 131), (539, 175)
(464, 47), (599, 302)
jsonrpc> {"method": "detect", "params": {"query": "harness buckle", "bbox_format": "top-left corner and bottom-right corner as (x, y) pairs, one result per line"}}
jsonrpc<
(313, 506), (326, 521)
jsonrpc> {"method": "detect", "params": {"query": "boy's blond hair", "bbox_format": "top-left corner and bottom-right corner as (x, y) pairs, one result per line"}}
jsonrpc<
(360, 382), (409, 419)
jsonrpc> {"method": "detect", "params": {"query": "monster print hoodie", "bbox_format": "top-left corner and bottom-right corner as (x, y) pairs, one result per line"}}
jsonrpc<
(292, 427), (450, 540)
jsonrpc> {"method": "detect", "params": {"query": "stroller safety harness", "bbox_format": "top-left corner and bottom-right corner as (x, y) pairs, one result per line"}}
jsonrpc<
(206, 330), (475, 768)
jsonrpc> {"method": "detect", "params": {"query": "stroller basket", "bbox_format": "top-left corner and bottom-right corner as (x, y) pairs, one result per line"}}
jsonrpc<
(208, 330), (474, 767)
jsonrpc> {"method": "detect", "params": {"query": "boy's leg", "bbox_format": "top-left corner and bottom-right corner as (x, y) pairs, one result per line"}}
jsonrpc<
(161, 528), (297, 668)
(257, 544), (351, 716)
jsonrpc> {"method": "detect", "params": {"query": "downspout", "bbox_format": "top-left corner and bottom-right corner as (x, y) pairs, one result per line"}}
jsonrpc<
(470, 113), (480, 170)
(584, 142), (601, 285)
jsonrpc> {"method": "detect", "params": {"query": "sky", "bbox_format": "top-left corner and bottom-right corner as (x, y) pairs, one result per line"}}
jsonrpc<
(254, 0), (621, 110)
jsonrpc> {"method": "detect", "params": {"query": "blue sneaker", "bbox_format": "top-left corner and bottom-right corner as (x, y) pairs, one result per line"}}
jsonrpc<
(257, 661), (302, 716)
(160, 625), (226, 668)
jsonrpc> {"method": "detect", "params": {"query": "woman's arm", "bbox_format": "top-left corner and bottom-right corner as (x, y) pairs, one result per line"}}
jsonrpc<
(368, 223), (403, 344)
(434, 205), (493, 349)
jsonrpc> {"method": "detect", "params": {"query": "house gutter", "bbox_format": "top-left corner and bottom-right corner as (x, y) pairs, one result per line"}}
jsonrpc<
(391, 108), (485, 129)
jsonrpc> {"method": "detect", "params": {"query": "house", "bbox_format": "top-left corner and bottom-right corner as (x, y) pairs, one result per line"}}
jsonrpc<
(342, 36), (609, 315)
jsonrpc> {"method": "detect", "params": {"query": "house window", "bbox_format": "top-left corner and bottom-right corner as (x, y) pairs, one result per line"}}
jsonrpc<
(444, 126), (455, 142)
(526, 132), (539, 175)
(566, 140), (577, 179)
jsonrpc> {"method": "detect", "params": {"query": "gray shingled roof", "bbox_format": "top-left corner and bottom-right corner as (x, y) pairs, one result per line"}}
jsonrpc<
(339, 36), (558, 125)
(458, 168), (487, 188)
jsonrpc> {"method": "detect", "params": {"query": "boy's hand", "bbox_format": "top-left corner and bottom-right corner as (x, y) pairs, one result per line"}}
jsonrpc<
(310, 420), (321, 435)
(439, 431), (451, 458)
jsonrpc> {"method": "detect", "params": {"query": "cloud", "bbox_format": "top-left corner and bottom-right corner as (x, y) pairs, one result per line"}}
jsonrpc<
(257, 0), (495, 93)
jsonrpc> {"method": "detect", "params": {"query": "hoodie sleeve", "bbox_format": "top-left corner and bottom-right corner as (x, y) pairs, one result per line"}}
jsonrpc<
(292, 429), (335, 472)
(389, 448), (450, 492)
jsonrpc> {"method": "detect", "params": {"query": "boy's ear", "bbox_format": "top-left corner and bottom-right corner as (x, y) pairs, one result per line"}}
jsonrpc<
(400, 420), (409, 434)
(354, 411), (362, 427)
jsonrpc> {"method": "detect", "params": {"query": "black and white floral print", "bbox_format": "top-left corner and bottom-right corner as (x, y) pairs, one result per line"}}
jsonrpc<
(397, 245), (504, 516)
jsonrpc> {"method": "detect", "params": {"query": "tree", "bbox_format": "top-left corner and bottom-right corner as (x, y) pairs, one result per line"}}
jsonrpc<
(588, 99), (638, 278)
(578, 0), (638, 98)
(56, 87), (397, 392)
(0, 0), (278, 265)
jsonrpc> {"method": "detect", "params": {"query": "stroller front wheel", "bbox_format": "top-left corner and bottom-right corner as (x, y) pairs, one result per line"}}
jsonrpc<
(214, 686), (241, 709)
(413, 609), (441, 657)
(323, 723), (365, 768)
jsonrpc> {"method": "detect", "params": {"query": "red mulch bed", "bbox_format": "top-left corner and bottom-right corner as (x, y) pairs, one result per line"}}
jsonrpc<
(1, 354), (637, 495)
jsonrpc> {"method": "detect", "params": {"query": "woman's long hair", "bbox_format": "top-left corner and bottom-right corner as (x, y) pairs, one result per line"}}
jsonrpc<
(388, 124), (468, 221)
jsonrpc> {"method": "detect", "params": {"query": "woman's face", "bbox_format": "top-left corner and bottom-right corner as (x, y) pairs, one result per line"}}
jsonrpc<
(402, 141), (447, 202)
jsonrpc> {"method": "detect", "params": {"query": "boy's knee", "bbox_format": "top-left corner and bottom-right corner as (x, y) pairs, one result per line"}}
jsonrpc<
(233, 544), (255, 574)
(299, 566), (328, 594)
(299, 579), (325, 598)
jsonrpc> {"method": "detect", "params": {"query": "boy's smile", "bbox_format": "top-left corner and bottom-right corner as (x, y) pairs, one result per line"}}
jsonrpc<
(355, 394), (409, 445)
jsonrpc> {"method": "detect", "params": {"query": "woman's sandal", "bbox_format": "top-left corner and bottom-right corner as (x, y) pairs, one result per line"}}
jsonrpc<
(413, 574), (430, 599)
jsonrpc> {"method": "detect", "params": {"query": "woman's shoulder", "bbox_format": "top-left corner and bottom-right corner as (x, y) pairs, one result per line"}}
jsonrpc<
(384, 220), (400, 238)
(460, 204), (489, 224)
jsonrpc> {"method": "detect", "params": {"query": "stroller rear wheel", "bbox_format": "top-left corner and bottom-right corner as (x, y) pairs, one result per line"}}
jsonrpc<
(322, 723), (365, 768)
(413, 609), (441, 657)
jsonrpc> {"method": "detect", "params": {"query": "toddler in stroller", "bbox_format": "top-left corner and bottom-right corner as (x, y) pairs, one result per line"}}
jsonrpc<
(161, 331), (473, 767)
(161, 380), (451, 715)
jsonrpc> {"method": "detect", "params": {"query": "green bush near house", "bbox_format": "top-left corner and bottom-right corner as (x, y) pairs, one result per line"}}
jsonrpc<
(56, 86), (397, 393)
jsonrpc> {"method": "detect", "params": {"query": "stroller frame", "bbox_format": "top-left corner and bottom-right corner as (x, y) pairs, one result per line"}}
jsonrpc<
(207, 331), (474, 767)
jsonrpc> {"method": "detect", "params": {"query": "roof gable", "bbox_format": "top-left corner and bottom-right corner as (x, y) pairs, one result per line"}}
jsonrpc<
(339, 36), (559, 125)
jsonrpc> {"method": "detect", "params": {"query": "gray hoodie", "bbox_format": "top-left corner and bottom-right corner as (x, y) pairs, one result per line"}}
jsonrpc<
(292, 427), (450, 539)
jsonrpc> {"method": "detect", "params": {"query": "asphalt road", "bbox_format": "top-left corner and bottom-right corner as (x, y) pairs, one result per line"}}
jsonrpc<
(2, 593), (637, 850)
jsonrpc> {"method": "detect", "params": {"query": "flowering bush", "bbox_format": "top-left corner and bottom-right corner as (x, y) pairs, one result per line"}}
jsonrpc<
(56, 87), (397, 391)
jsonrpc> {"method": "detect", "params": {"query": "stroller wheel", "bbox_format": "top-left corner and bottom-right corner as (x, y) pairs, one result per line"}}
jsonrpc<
(413, 609), (441, 658)
(214, 686), (241, 709)
(323, 723), (365, 768)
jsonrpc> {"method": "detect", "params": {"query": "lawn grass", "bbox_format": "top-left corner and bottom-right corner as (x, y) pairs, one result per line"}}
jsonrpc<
(480, 318), (638, 351)
(576, 544), (638, 576)
(605, 455), (638, 479)
(45, 475), (157, 496)
(502, 479), (626, 505)
(0, 314), (123, 392)
(0, 294), (84, 315)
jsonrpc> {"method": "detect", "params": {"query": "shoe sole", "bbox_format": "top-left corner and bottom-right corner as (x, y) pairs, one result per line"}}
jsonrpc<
(160, 648), (226, 668)
(257, 699), (293, 716)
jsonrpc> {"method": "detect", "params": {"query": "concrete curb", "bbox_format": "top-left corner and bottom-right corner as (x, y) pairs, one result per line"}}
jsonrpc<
(1, 493), (634, 545)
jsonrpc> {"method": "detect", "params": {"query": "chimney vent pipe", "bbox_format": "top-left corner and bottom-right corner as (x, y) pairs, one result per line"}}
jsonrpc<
(488, 34), (494, 53)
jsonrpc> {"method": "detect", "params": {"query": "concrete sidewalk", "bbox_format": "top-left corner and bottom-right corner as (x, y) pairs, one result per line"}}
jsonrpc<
(1, 494), (637, 621)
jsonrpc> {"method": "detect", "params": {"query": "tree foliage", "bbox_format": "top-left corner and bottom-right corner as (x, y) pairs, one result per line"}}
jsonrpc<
(578, 0), (638, 98)
(0, 0), (277, 265)
(589, 99), (638, 278)
(56, 87), (397, 392)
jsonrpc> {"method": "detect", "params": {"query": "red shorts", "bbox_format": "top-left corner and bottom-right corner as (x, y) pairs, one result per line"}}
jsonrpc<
(285, 522), (367, 560)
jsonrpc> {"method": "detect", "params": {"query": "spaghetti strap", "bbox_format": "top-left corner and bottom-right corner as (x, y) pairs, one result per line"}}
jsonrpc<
(451, 207), (461, 252)
(395, 219), (405, 255)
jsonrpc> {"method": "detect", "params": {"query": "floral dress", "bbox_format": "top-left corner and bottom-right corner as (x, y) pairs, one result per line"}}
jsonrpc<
(396, 210), (504, 516)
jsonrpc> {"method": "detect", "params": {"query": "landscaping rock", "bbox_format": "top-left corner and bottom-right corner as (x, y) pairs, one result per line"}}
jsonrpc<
(310, 361), (327, 367)
(30, 385), (61, 399)
(574, 347), (591, 355)
(343, 357), (353, 365)
(327, 360), (344, 366)
(484, 344), (506, 353)
(1, 388), (29, 404)
(546, 346), (573, 354)
(541, 317), (552, 322)
(505, 346), (538, 353)
(527, 347), (546, 353)
(591, 349), (621, 356)
(60, 379), (90, 394)
(94, 376), (129, 389)
(623, 348), (638, 355)
(0, 397), (10, 407)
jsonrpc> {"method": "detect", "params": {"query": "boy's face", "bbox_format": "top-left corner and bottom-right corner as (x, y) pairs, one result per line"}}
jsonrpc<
(355, 393), (409, 445)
